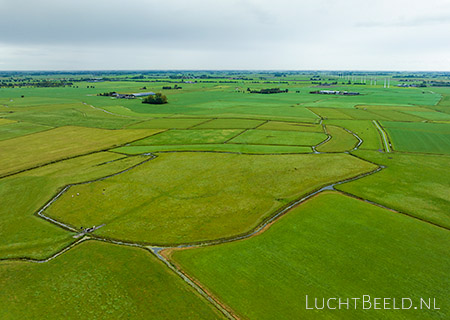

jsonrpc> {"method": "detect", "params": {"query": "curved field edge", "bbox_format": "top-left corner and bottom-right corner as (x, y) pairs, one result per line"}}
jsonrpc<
(0, 241), (224, 320)
(44, 152), (377, 246)
(169, 191), (450, 320)
(0, 152), (152, 260)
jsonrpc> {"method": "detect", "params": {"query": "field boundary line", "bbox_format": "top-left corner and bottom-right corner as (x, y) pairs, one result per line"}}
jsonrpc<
(0, 129), (165, 180)
(0, 236), (88, 264)
(335, 190), (450, 231)
(35, 154), (157, 233)
(373, 120), (391, 152)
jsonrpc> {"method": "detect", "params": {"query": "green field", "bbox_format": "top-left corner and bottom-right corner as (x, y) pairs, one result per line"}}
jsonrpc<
(192, 118), (265, 129)
(336, 150), (450, 229)
(256, 121), (324, 132)
(0, 126), (162, 177)
(172, 192), (450, 320)
(382, 121), (450, 154)
(127, 118), (209, 129)
(113, 144), (312, 154)
(45, 153), (376, 245)
(316, 125), (359, 152)
(0, 121), (52, 141)
(0, 241), (223, 319)
(0, 152), (149, 260)
(0, 71), (449, 319)
(230, 129), (327, 146)
(324, 119), (383, 150)
(131, 129), (242, 145)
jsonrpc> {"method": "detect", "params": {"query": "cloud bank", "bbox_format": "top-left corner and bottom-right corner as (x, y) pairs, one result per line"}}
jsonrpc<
(0, 0), (449, 70)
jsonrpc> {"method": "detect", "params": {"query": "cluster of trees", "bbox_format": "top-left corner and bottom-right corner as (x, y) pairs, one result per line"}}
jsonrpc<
(247, 88), (288, 94)
(162, 85), (182, 90)
(142, 93), (168, 104)
(97, 92), (117, 96)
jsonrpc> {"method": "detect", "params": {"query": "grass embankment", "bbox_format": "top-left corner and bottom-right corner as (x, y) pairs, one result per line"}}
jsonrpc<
(0, 126), (162, 177)
(0, 241), (223, 319)
(46, 153), (376, 245)
(337, 150), (450, 229)
(0, 152), (149, 260)
(172, 192), (450, 320)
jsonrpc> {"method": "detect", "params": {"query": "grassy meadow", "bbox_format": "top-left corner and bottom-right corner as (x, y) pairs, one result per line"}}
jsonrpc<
(45, 153), (375, 245)
(172, 192), (450, 320)
(0, 241), (223, 319)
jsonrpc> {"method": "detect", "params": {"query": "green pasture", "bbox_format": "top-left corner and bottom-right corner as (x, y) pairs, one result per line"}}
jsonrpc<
(324, 119), (382, 150)
(256, 121), (324, 132)
(0, 126), (162, 177)
(192, 118), (264, 129)
(131, 129), (242, 145)
(4, 103), (138, 129)
(381, 121), (450, 154)
(308, 107), (354, 119)
(0, 152), (149, 260)
(337, 151), (450, 228)
(0, 241), (222, 319)
(0, 121), (52, 141)
(172, 192), (450, 320)
(0, 118), (16, 125)
(229, 129), (327, 146)
(316, 125), (358, 152)
(127, 118), (209, 129)
(45, 153), (376, 245)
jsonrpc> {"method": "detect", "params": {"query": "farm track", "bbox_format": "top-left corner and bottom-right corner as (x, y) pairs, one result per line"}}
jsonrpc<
(3, 124), (447, 319)
(373, 120), (392, 152)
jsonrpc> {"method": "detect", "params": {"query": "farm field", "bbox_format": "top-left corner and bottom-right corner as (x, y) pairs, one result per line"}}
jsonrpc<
(316, 125), (359, 152)
(0, 121), (52, 141)
(336, 150), (450, 229)
(131, 129), (242, 145)
(0, 126), (162, 177)
(45, 152), (375, 245)
(171, 192), (450, 320)
(381, 121), (450, 154)
(113, 144), (313, 154)
(324, 119), (383, 150)
(0, 71), (449, 319)
(0, 241), (223, 319)
(229, 129), (327, 146)
(0, 152), (150, 260)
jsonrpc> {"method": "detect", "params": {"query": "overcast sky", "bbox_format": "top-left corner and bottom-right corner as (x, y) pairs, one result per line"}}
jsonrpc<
(0, 0), (449, 70)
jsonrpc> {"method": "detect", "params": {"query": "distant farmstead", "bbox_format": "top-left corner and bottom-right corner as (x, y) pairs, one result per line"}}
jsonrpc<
(309, 90), (360, 96)
(98, 91), (155, 99)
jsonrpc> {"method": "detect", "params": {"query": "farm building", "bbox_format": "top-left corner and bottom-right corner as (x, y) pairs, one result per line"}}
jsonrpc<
(114, 92), (155, 99)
